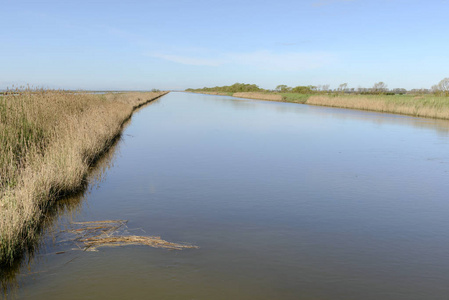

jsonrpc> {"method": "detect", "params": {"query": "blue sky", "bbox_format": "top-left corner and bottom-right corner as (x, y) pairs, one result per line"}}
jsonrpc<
(1, 0), (448, 90)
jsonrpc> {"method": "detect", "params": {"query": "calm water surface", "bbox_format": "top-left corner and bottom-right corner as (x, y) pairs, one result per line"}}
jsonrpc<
(6, 92), (449, 299)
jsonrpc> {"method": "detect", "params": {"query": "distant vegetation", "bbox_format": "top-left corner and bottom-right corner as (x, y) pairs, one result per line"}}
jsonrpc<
(186, 83), (264, 94)
(186, 78), (449, 120)
(432, 78), (449, 96)
(187, 78), (449, 96)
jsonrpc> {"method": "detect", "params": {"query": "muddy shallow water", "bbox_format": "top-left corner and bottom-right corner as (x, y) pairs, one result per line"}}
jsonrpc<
(4, 92), (449, 299)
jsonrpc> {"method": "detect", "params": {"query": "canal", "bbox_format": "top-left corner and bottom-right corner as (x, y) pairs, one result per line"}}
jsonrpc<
(4, 92), (449, 299)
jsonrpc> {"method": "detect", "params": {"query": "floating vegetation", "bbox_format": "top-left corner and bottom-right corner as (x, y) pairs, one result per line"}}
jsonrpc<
(59, 220), (198, 252)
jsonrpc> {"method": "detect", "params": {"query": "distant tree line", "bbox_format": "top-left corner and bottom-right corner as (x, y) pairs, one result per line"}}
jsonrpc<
(187, 78), (449, 96)
(275, 85), (317, 94)
(186, 83), (264, 93)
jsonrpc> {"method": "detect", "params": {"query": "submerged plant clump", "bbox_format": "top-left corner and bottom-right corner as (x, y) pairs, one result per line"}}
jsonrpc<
(61, 220), (198, 252)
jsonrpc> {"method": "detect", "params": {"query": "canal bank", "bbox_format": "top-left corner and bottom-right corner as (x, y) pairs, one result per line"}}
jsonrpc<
(0, 91), (169, 267)
(190, 91), (449, 121)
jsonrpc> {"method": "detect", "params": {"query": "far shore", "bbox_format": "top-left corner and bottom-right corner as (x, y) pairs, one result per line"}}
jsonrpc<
(188, 91), (449, 121)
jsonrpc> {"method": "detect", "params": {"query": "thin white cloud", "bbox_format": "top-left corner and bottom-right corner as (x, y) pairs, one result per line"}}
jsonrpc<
(110, 25), (336, 71)
(149, 50), (337, 71)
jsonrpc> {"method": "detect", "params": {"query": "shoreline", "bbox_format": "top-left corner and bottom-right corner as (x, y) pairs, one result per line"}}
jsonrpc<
(0, 91), (169, 266)
(190, 91), (449, 121)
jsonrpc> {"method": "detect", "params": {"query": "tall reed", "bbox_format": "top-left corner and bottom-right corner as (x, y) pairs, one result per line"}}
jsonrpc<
(233, 92), (283, 101)
(213, 91), (449, 120)
(0, 89), (167, 265)
(306, 94), (449, 119)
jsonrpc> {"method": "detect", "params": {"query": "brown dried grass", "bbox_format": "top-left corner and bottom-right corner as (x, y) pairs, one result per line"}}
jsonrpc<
(65, 220), (198, 252)
(306, 94), (449, 119)
(81, 236), (198, 251)
(0, 89), (167, 265)
(219, 92), (449, 120)
(233, 92), (283, 101)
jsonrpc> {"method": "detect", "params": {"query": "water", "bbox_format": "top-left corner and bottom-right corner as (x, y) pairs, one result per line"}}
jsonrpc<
(4, 92), (449, 299)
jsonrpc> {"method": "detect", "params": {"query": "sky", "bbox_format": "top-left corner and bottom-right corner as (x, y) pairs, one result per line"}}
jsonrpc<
(1, 0), (449, 91)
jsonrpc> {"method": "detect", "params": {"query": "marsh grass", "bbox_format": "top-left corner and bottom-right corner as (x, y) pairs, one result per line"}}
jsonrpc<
(306, 94), (449, 119)
(205, 91), (449, 120)
(1, 133), (124, 295)
(280, 93), (310, 104)
(233, 92), (283, 101)
(0, 89), (167, 266)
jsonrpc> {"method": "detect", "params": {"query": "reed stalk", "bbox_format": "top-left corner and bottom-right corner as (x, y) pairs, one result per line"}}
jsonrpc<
(0, 89), (167, 265)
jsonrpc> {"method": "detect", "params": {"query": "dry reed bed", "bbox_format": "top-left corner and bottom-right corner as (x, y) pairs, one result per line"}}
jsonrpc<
(0, 90), (167, 265)
(233, 92), (283, 101)
(306, 95), (449, 119)
(220, 92), (449, 120)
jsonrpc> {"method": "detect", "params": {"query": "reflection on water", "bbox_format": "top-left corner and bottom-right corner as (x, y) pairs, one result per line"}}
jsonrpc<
(3, 93), (449, 300)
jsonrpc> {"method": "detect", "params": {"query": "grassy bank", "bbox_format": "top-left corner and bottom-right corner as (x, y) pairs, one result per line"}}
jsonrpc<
(194, 91), (449, 120)
(193, 91), (312, 104)
(0, 90), (167, 265)
(306, 94), (449, 119)
(232, 92), (283, 101)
